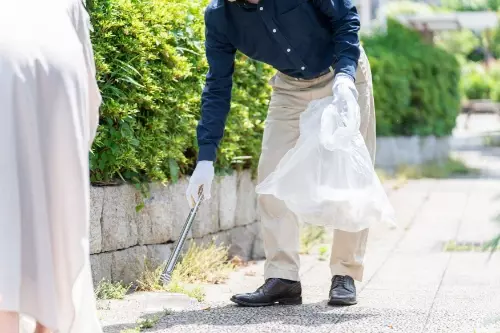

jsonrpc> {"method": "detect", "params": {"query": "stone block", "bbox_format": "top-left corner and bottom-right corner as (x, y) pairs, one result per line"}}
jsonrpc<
(89, 186), (104, 254)
(235, 171), (257, 227)
(146, 244), (173, 268)
(377, 136), (451, 169)
(435, 137), (451, 162)
(169, 179), (192, 241)
(375, 137), (397, 169)
(136, 183), (174, 245)
(195, 231), (231, 248)
(419, 135), (437, 163)
(111, 246), (148, 284)
(90, 252), (112, 286)
(228, 223), (259, 261)
(101, 185), (139, 252)
(192, 179), (220, 238)
(219, 173), (238, 230)
(396, 136), (421, 165)
(251, 222), (265, 260)
(376, 136), (422, 168)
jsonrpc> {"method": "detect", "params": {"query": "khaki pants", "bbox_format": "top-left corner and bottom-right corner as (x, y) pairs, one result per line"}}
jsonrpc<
(257, 47), (376, 282)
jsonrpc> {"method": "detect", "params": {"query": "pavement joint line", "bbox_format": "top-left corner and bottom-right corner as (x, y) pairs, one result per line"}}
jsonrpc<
(332, 181), (436, 325)
(421, 186), (473, 333)
(359, 181), (435, 295)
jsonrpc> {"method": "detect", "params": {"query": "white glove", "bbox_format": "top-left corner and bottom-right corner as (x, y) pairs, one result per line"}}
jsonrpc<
(186, 161), (214, 208)
(331, 73), (360, 129)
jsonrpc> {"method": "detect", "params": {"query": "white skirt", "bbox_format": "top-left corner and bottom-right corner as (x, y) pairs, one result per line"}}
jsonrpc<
(0, 1), (102, 332)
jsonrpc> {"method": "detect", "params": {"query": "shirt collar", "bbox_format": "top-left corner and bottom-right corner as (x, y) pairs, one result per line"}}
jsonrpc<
(230, 0), (262, 11)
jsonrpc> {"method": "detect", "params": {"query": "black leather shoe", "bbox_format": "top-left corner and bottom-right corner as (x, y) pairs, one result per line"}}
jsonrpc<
(230, 278), (302, 307)
(328, 275), (357, 306)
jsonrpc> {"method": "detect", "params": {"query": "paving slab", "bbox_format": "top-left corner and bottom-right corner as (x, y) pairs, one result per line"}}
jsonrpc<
(363, 253), (450, 292)
(424, 253), (500, 333)
(440, 253), (500, 288)
(100, 292), (203, 333)
(332, 307), (429, 333)
(424, 293), (500, 333)
(151, 305), (257, 333)
(235, 314), (342, 333)
(456, 189), (500, 244)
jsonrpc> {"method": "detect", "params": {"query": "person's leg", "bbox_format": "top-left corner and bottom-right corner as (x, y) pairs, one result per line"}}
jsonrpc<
(259, 71), (337, 280)
(329, 46), (376, 305)
(258, 74), (312, 282)
(0, 311), (19, 333)
(230, 73), (321, 306)
(330, 229), (369, 280)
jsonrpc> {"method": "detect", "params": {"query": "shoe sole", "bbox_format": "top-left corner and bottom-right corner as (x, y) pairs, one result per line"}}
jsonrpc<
(230, 296), (303, 307)
(328, 298), (357, 306)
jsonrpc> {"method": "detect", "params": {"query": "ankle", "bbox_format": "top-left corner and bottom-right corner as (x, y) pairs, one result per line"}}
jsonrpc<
(35, 323), (52, 333)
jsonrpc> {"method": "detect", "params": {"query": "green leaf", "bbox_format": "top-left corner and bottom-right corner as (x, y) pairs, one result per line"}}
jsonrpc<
(169, 158), (180, 184)
(135, 202), (145, 212)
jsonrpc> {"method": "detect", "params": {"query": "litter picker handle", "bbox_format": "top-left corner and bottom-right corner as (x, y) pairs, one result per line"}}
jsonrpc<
(161, 187), (204, 286)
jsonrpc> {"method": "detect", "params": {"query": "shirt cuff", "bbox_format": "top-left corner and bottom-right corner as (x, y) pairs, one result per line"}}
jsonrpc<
(334, 57), (357, 82)
(197, 143), (217, 162)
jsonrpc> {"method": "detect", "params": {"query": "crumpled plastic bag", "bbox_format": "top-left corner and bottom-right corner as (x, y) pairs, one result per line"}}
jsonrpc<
(256, 96), (396, 232)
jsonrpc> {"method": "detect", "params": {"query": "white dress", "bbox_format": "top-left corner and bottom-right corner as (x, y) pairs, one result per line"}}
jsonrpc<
(0, 0), (102, 332)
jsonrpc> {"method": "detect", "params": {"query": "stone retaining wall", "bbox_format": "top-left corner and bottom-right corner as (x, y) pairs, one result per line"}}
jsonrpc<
(90, 137), (449, 284)
(375, 136), (450, 170)
(89, 170), (264, 285)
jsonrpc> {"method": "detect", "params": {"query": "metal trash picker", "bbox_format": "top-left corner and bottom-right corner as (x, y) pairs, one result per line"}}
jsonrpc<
(160, 187), (204, 286)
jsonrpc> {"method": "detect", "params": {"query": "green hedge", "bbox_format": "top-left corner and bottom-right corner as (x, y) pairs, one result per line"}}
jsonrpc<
(89, 0), (272, 184)
(89, 3), (461, 184)
(363, 20), (461, 137)
(461, 62), (493, 100)
(461, 61), (500, 101)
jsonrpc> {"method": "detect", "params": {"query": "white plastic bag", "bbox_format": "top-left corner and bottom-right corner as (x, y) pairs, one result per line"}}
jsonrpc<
(256, 96), (396, 232)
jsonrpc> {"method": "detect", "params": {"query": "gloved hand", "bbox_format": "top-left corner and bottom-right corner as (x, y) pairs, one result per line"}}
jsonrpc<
(320, 73), (361, 151)
(331, 73), (360, 129)
(186, 160), (215, 208)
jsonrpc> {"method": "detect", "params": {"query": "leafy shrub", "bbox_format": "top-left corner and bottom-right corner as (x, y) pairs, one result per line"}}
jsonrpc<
(492, 25), (500, 59)
(488, 61), (500, 82)
(434, 30), (480, 58)
(89, 0), (272, 184)
(461, 62), (498, 100)
(363, 20), (461, 137)
(463, 72), (493, 100)
(442, 0), (495, 11)
(491, 83), (500, 102)
(382, 0), (436, 17)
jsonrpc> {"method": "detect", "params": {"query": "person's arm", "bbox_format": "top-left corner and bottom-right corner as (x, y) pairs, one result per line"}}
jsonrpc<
(310, 0), (360, 81)
(197, 10), (237, 162)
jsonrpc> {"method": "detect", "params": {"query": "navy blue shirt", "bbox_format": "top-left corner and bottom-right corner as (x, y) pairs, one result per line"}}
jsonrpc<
(197, 0), (361, 162)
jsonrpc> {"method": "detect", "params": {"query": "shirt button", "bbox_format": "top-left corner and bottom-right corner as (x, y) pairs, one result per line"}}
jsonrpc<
(301, 67), (306, 70)
(259, 6), (263, 10)
(287, 48), (291, 52)
(273, 29), (277, 33)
